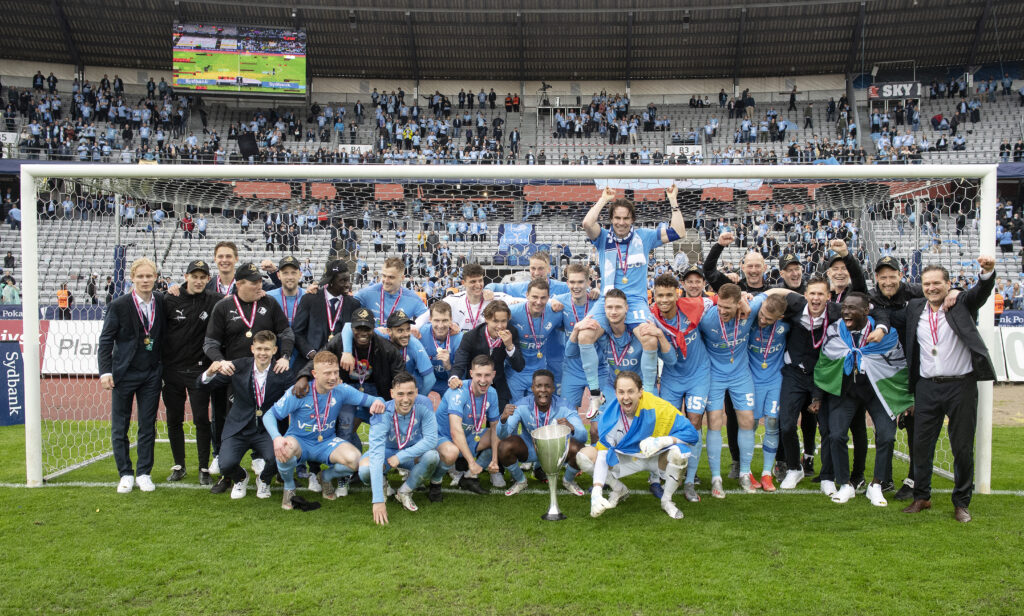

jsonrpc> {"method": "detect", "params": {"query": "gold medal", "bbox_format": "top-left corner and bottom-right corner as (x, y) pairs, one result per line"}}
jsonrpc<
(536, 352), (543, 359)
(761, 362), (768, 369)
(931, 348), (937, 356)
(256, 410), (262, 417)
(622, 276), (628, 283)
(245, 330), (253, 338)
(328, 333), (334, 341)
(614, 368), (620, 375)
(142, 337), (151, 346)
(474, 434), (481, 442)
(730, 357), (734, 363)
(318, 435), (324, 442)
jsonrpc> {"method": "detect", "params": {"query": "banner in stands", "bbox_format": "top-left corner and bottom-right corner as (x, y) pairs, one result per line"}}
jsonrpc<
(0, 132), (19, 144)
(665, 145), (704, 158)
(998, 311), (1024, 327)
(0, 341), (25, 426)
(498, 223), (536, 250)
(867, 82), (922, 99)
(41, 320), (102, 376)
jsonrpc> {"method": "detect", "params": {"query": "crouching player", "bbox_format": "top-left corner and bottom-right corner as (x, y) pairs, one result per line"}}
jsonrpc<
(576, 371), (699, 520)
(430, 355), (500, 497)
(265, 351), (385, 510)
(359, 373), (439, 524)
(497, 370), (588, 497)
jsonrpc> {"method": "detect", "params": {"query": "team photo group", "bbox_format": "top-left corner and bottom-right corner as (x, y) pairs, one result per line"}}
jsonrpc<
(99, 185), (996, 525)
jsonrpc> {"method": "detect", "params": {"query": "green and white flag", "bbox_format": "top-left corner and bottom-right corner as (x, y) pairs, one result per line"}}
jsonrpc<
(814, 318), (914, 419)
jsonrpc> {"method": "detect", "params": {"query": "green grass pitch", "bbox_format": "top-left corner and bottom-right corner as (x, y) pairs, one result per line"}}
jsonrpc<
(2, 424), (1023, 615)
(172, 49), (306, 94)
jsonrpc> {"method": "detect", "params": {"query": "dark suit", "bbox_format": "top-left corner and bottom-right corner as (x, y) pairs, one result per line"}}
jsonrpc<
(292, 291), (362, 360)
(196, 357), (295, 484)
(451, 323), (525, 409)
(893, 273), (995, 507)
(97, 292), (166, 477)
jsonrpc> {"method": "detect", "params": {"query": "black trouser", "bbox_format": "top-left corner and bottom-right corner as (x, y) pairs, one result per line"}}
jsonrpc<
(828, 380), (896, 487)
(724, 397), (739, 463)
(913, 377), (978, 507)
(779, 365), (823, 469)
(899, 412), (916, 483)
(110, 365), (162, 477)
(161, 367), (212, 470)
(210, 386), (229, 457)
(219, 425), (277, 484)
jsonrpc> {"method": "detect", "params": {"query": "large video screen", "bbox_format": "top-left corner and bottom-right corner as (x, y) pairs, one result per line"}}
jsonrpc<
(172, 22), (307, 95)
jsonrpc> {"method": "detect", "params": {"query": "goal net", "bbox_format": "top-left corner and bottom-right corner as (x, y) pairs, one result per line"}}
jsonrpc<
(18, 164), (997, 491)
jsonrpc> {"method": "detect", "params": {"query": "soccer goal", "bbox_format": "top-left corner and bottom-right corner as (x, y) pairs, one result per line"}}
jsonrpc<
(19, 163), (997, 492)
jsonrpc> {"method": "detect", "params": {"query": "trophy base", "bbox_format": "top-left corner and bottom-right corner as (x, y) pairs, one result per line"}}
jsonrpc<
(541, 512), (567, 521)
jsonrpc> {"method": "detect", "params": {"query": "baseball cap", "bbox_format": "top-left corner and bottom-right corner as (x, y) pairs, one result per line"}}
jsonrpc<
(186, 260), (210, 275)
(320, 259), (348, 285)
(278, 255), (300, 270)
(779, 253), (801, 270)
(825, 252), (846, 268)
(874, 256), (901, 273)
(351, 307), (375, 329)
(681, 265), (705, 280)
(235, 262), (263, 283)
(387, 309), (414, 329)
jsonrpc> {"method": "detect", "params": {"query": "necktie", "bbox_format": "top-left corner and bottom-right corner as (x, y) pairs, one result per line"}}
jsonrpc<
(330, 298), (339, 314)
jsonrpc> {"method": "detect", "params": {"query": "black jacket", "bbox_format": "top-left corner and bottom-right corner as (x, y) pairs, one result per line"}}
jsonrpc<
(196, 357), (295, 441)
(451, 323), (525, 404)
(891, 274), (996, 390)
(299, 332), (406, 399)
(702, 242), (770, 293)
(162, 287), (222, 372)
(292, 291), (363, 360)
(204, 295), (295, 362)
(98, 292), (166, 381)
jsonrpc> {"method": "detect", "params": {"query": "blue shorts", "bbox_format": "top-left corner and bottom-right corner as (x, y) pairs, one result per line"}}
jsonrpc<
(707, 372), (755, 412)
(562, 374), (589, 409)
(753, 379), (782, 420)
(588, 296), (653, 329)
(298, 436), (348, 465)
(659, 371), (711, 415)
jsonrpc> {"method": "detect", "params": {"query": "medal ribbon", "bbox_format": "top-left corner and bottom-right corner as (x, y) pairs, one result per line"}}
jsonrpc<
(131, 291), (153, 337)
(217, 277), (235, 295)
(484, 327), (502, 349)
(466, 296), (484, 328)
(608, 331), (630, 367)
(570, 297), (590, 325)
(526, 312), (543, 353)
(533, 402), (551, 428)
(614, 237), (630, 279)
(758, 325), (776, 363)
(283, 293), (298, 324)
(379, 287), (403, 327)
(928, 306), (940, 347)
(311, 381), (332, 436)
(394, 406), (416, 449)
(232, 295), (257, 331)
(718, 312), (740, 361)
(809, 309), (829, 349)
(253, 372), (265, 408)
(469, 389), (488, 432)
(324, 294), (343, 332)
(355, 340), (372, 389)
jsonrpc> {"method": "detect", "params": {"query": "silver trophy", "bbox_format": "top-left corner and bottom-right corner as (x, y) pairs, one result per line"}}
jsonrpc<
(532, 423), (572, 521)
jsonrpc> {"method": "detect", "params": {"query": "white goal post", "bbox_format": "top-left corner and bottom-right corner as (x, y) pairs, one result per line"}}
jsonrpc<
(20, 163), (997, 491)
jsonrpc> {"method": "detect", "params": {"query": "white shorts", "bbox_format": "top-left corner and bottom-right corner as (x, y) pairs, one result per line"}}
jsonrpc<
(611, 454), (662, 479)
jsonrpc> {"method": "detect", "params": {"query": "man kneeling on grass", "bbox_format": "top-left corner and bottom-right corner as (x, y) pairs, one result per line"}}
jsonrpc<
(576, 370), (700, 520)
(359, 373), (439, 525)
(264, 351), (385, 510)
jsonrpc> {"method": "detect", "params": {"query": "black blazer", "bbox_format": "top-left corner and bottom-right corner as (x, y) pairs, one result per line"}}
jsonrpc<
(451, 323), (525, 402)
(98, 292), (166, 382)
(292, 292), (363, 359)
(298, 332), (406, 399)
(196, 357), (295, 441)
(892, 274), (996, 390)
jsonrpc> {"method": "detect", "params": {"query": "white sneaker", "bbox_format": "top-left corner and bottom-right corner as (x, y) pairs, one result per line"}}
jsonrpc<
(780, 469), (805, 490)
(116, 475), (135, 493)
(831, 483), (856, 504)
(661, 499), (684, 519)
(335, 480), (349, 498)
(251, 457), (265, 477)
(255, 475), (271, 499)
(307, 472), (321, 493)
(209, 455), (220, 475)
(738, 473), (756, 494)
(865, 482), (888, 507)
(504, 480), (529, 496)
(561, 477), (585, 496)
(590, 488), (612, 518)
(490, 472), (507, 488)
(395, 488), (418, 512)
(136, 474), (155, 492)
(710, 477), (726, 499)
(820, 479), (838, 497)
(230, 471), (249, 499)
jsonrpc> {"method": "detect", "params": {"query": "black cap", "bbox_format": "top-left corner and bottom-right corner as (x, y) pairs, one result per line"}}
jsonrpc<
(874, 256), (901, 273)
(681, 265), (705, 280)
(186, 259), (210, 275)
(351, 307), (376, 329)
(825, 252), (846, 268)
(235, 262), (263, 282)
(278, 255), (301, 271)
(320, 259), (348, 285)
(386, 309), (414, 328)
(779, 253), (801, 270)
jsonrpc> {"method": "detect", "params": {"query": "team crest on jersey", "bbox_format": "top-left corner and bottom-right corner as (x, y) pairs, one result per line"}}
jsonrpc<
(776, 325), (785, 334)
(199, 311), (208, 320)
(258, 307), (267, 315)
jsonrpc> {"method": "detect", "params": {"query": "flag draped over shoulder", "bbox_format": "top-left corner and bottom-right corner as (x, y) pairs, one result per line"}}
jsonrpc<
(813, 317), (914, 418)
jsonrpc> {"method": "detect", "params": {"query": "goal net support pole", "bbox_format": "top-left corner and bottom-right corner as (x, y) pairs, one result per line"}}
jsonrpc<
(20, 163), (998, 492)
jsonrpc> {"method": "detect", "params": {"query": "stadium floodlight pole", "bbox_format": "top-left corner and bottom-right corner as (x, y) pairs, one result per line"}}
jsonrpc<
(20, 163), (998, 492)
